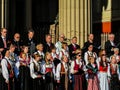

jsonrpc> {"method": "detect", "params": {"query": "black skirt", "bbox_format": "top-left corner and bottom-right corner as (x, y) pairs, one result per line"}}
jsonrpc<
(32, 78), (43, 90)
(110, 74), (120, 90)
(19, 66), (31, 90)
(45, 72), (54, 90)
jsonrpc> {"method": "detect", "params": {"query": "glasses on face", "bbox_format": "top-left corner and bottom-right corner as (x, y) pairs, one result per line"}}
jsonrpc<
(78, 54), (81, 57)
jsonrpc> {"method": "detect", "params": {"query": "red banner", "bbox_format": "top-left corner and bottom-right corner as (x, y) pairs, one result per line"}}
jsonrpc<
(102, 22), (111, 33)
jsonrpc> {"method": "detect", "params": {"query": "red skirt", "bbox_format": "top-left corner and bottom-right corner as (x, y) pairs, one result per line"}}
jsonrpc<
(74, 74), (87, 90)
(87, 75), (99, 90)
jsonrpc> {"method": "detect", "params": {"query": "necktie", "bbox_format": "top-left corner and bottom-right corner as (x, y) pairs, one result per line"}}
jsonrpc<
(3, 38), (7, 48)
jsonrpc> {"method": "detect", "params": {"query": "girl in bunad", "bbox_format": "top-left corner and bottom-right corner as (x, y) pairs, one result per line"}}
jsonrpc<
(84, 44), (97, 65)
(111, 48), (120, 63)
(43, 52), (55, 90)
(98, 54), (110, 90)
(9, 44), (20, 90)
(59, 42), (69, 61)
(86, 56), (99, 90)
(1, 49), (14, 90)
(19, 51), (31, 90)
(30, 53), (44, 90)
(70, 51), (87, 90)
(51, 47), (59, 60)
(56, 55), (69, 90)
(35, 43), (45, 59)
(109, 55), (120, 90)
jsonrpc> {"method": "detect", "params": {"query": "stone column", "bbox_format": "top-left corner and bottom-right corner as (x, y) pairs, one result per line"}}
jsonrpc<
(25, 0), (32, 29)
(0, 0), (9, 28)
(59, 0), (91, 47)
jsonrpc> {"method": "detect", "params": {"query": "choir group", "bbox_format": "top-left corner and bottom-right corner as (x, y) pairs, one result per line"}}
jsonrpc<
(0, 28), (120, 90)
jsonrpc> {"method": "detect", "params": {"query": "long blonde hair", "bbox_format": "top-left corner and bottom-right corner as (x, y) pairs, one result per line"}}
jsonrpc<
(45, 52), (51, 63)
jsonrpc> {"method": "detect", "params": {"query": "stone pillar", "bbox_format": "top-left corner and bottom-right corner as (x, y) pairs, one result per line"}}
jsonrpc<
(59, 0), (91, 47)
(25, 0), (32, 29)
(0, 0), (9, 28)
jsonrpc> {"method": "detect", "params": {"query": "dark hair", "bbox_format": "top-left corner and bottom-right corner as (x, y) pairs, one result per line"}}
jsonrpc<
(2, 48), (9, 58)
(100, 55), (108, 67)
(28, 29), (34, 34)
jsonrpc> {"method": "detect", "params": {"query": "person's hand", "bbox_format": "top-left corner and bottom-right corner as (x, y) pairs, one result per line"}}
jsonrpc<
(5, 80), (9, 84)
(70, 80), (72, 83)
(37, 75), (42, 78)
(0, 48), (4, 52)
(111, 48), (114, 51)
(74, 70), (78, 74)
(72, 51), (75, 54)
(57, 80), (60, 83)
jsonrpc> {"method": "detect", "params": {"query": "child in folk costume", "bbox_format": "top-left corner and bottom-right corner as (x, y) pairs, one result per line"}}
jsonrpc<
(56, 55), (69, 90)
(51, 47), (59, 60)
(43, 52), (55, 90)
(98, 54), (110, 90)
(1, 49), (14, 90)
(112, 48), (120, 63)
(30, 53), (44, 90)
(9, 44), (20, 90)
(109, 55), (120, 90)
(86, 56), (99, 90)
(70, 51), (87, 90)
(84, 44), (97, 65)
(59, 42), (69, 61)
(19, 52), (31, 90)
(35, 43), (45, 59)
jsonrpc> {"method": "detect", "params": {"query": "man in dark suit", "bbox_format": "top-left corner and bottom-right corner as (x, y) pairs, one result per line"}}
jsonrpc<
(105, 33), (116, 57)
(43, 34), (55, 53)
(82, 34), (100, 55)
(0, 28), (8, 55)
(68, 36), (80, 60)
(23, 29), (36, 55)
(11, 33), (23, 56)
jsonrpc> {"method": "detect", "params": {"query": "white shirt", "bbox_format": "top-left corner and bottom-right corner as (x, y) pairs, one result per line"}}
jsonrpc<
(30, 60), (40, 79)
(84, 51), (97, 65)
(51, 52), (58, 59)
(59, 49), (69, 60)
(56, 62), (68, 80)
(110, 41), (115, 46)
(70, 59), (86, 74)
(55, 41), (62, 54)
(42, 62), (55, 79)
(37, 50), (45, 58)
(1, 57), (13, 81)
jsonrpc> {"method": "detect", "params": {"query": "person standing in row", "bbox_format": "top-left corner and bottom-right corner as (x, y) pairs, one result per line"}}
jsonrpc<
(30, 53), (44, 90)
(44, 34), (55, 53)
(23, 29), (36, 55)
(11, 33), (23, 56)
(1, 49), (14, 90)
(86, 56), (99, 90)
(70, 51), (87, 90)
(68, 37), (80, 60)
(43, 52), (55, 90)
(0, 28), (8, 55)
(56, 55), (69, 90)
